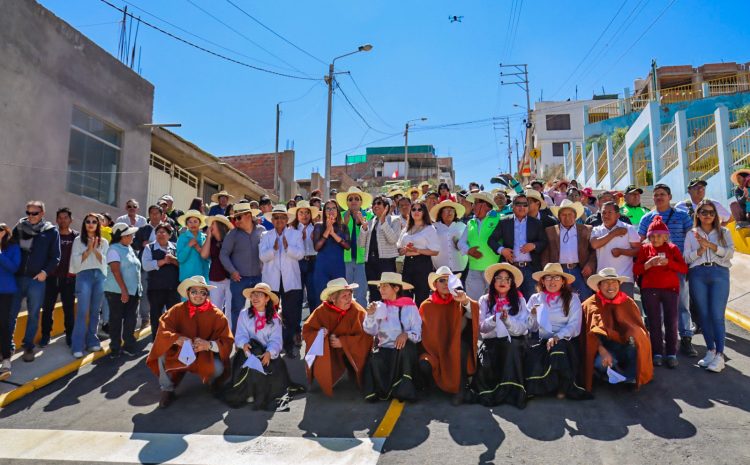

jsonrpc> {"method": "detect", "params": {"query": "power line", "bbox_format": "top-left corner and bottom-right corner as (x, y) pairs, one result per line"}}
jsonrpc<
(335, 81), (397, 135)
(345, 72), (397, 130)
(224, 0), (326, 66)
(97, 0), (320, 81)
(505, 0), (524, 61)
(279, 81), (323, 105)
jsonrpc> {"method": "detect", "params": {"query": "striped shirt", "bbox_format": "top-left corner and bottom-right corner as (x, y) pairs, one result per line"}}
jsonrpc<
(637, 207), (693, 252)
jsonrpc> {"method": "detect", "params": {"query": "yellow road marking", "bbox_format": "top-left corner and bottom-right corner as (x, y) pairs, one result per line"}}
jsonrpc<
(726, 307), (750, 333)
(372, 399), (405, 438)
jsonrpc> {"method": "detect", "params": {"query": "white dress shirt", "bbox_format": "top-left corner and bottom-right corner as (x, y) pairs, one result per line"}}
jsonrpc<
(297, 222), (317, 256)
(497, 216), (532, 262)
(362, 302), (422, 349)
(259, 227), (305, 291)
(69, 236), (109, 275)
(478, 294), (534, 340)
(527, 292), (582, 340)
(591, 221), (641, 278)
(683, 226), (734, 268)
(115, 214), (147, 228)
(558, 225), (579, 264)
(234, 308), (283, 358)
(433, 221), (468, 272)
(397, 225), (440, 252)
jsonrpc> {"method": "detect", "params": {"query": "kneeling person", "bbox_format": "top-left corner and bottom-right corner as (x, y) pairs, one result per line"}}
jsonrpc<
(146, 276), (233, 408)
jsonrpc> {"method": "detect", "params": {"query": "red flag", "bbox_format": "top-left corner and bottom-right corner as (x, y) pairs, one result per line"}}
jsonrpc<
(391, 170), (398, 179)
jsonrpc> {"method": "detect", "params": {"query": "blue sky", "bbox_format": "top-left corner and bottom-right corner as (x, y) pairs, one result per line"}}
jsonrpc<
(41, 0), (750, 190)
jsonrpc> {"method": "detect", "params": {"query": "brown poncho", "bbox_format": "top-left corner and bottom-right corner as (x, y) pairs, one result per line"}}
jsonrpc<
(146, 301), (234, 385)
(302, 301), (373, 397)
(580, 294), (653, 391)
(418, 296), (479, 394)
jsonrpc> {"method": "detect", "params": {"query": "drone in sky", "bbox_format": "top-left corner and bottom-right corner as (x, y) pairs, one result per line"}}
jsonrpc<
(449, 15), (463, 23)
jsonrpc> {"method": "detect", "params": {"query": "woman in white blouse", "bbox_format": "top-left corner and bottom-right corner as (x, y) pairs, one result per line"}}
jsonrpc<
(223, 283), (304, 410)
(473, 264), (533, 408)
(397, 201), (439, 305)
(289, 201), (320, 311)
(362, 272), (422, 402)
(430, 200), (468, 274)
(684, 200), (735, 373)
(524, 263), (590, 400)
(69, 213), (109, 358)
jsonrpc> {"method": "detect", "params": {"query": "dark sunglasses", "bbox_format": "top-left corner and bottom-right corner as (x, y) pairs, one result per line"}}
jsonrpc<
(513, 202), (529, 207)
(126, 205), (137, 209)
(188, 289), (209, 297)
(411, 208), (423, 213)
(435, 278), (449, 284)
(698, 210), (716, 217)
(25, 211), (41, 216)
(85, 219), (99, 225)
(372, 201), (385, 206)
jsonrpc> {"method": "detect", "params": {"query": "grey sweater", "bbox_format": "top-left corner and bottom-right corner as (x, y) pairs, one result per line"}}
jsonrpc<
(219, 225), (265, 277)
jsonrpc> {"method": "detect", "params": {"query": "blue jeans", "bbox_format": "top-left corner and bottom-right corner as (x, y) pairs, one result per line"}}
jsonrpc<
(345, 261), (368, 305)
(689, 265), (730, 353)
(71, 269), (105, 353)
(10, 276), (47, 350)
(230, 275), (260, 331)
(567, 266), (594, 301)
(594, 339), (637, 382)
(678, 273), (693, 337)
(299, 258), (319, 311)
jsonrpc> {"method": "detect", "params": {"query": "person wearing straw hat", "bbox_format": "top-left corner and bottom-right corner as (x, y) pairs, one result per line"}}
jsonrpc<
(530, 179), (554, 207)
(542, 200), (596, 300)
(141, 222), (180, 341)
(580, 268), (652, 392)
(525, 188), (557, 229)
(208, 191), (235, 216)
(457, 191), (500, 300)
(175, 210), (209, 283)
(337, 187), (374, 305)
(419, 181), (431, 196)
(223, 283), (305, 410)
(488, 192), (549, 300)
(418, 266), (479, 405)
(431, 200), (467, 275)
(548, 179), (570, 206)
(729, 168), (750, 229)
(259, 205), (305, 358)
(397, 201), (440, 305)
(146, 275), (233, 409)
(472, 263), (533, 408)
(492, 189), (511, 216)
(289, 201), (321, 312)
(361, 272), (422, 402)
(524, 263), (591, 400)
(199, 215), (234, 320)
(104, 223), (142, 359)
(423, 191), (440, 212)
(359, 195), (401, 302)
(407, 187), (421, 203)
(311, 200), (351, 311)
(301, 278), (373, 397)
(219, 203), (265, 331)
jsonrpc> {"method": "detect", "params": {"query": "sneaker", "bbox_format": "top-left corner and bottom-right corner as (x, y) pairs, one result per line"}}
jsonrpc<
(89, 345), (103, 352)
(680, 337), (698, 357)
(0, 359), (10, 372)
(73, 352), (84, 359)
(122, 348), (136, 357)
(698, 350), (716, 368)
(666, 356), (679, 369)
(706, 353), (725, 373)
(22, 349), (35, 363)
(653, 355), (663, 367)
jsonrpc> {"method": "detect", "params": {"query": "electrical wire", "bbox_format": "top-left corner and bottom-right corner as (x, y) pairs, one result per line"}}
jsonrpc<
(97, 0), (320, 81)
(345, 73), (397, 130)
(335, 80), (396, 135)
(505, 0), (524, 62)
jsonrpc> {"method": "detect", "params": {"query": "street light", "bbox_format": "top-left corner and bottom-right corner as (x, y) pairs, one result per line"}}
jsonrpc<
(324, 44), (373, 199)
(403, 117), (427, 182)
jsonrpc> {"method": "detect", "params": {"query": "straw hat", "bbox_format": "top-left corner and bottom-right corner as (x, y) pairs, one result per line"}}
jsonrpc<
(586, 267), (632, 291)
(336, 187), (373, 210)
(429, 200), (466, 222)
(553, 178), (570, 190)
(418, 181), (431, 189)
(177, 209), (206, 228)
(550, 199), (585, 220)
(467, 191), (497, 209)
(210, 190), (235, 203)
(288, 200), (320, 220)
(232, 203), (261, 218)
(731, 168), (750, 186)
(406, 187), (421, 197)
(177, 275), (216, 299)
(367, 272), (414, 290)
(111, 222), (138, 237)
(428, 266), (461, 291)
(264, 204), (294, 223)
(242, 282), (280, 306)
(531, 263), (576, 284)
(484, 263), (524, 286)
(523, 189), (548, 209)
(206, 215), (234, 230)
(387, 188), (405, 198)
(320, 277), (360, 302)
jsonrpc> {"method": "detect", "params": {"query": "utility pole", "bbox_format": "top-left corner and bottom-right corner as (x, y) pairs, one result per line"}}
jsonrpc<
(403, 122), (410, 182)
(500, 63), (532, 176)
(505, 117), (512, 176)
(514, 138), (519, 175)
(274, 103), (280, 199)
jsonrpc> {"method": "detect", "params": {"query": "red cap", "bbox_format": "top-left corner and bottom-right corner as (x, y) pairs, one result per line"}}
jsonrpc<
(647, 215), (670, 237)
(581, 187), (593, 197)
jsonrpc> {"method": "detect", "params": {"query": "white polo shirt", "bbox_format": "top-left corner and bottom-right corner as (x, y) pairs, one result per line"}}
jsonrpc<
(590, 220), (641, 278)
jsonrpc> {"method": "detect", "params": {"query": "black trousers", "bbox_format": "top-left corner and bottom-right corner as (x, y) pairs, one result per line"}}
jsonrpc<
(275, 282), (303, 352)
(147, 288), (180, 341)
(365, 257), (397, 302)
(42, 276), (76, 343)
(0, 293), (13, 359)
(106, 292), (139, 354)
(402, 255), (434, 306)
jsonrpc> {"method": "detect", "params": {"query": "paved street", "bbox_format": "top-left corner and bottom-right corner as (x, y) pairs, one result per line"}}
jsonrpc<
(1, 322), (749, 464)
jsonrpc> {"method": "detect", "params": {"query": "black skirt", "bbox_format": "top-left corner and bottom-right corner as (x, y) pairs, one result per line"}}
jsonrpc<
(472, 336), (528, 408)
(362, 340), (420, 402)
(223, 341), (305, 411)
(524, 337), (592, 400)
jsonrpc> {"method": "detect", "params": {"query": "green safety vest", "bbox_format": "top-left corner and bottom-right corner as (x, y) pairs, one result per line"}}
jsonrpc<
(466, 214), (501, 271)
(620, 204), (649, 228)
(343, 209), (374, 264)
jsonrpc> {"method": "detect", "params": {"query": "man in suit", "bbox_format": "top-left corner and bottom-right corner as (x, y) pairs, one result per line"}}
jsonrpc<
(488, 192), (548, 299)
(542, 200), (597, 300)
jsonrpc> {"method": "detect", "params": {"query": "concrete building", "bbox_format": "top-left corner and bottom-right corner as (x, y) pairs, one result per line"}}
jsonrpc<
(0, 0), (154, 222)
(221, 151), (295, 201)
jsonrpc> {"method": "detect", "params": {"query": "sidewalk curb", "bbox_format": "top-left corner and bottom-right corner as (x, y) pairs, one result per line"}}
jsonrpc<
(0, 327), (152, 408)
(726, 307), (750, 333)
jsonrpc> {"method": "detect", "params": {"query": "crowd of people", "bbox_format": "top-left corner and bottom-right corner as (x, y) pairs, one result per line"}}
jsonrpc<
(0, 170), (742, 411)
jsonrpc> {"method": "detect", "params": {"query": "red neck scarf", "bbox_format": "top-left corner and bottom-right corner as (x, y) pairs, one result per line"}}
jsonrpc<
(324, 301), (349, 323)
(596, 291), (628, 306)
(495, 291), (523, 313)
(431, 291), (454, 305)
(543, 291), (561, 304)
(253, 309), (266, 332)
(383, 297), (417, 307)
(187, 299), (212, 318)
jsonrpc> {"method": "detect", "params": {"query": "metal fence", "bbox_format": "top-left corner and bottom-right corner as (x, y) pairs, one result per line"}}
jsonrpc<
(596, 144), (608, 185)
(658, 122), (679, 177)
(632, 141), (652, 186)
(584, 147), (595, 182)
(686, 119), (719, 181)
(574, 144), (583, 179)
(611, 142), (628, 185)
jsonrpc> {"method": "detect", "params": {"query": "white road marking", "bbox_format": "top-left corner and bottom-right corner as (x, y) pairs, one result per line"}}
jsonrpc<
(0, 428), (385, 464)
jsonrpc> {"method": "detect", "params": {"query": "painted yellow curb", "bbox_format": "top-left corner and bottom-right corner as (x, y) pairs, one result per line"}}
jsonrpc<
(372, 399), (405, 438)
(726, 307), (750, 333)
(0, 327), (152, 408)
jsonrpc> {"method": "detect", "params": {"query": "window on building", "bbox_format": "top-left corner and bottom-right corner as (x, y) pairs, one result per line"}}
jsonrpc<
(546, 114), (571, 131)
(67, 107), (122, 205)
(202, 180), (220, 206)
(552, 142), (570, 157)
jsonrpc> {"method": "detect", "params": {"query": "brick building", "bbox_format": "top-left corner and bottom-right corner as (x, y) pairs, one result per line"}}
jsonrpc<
(221, 150), (295, 201)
